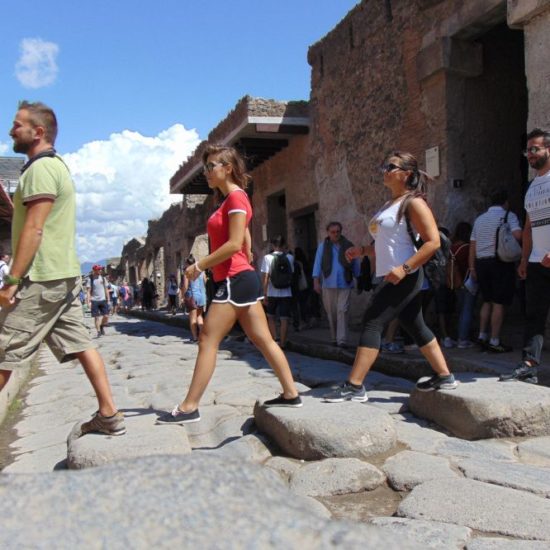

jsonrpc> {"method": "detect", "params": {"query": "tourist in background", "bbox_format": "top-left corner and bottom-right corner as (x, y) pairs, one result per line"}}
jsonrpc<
(181, 255), (206, 342)
(469, 190), (521, 352)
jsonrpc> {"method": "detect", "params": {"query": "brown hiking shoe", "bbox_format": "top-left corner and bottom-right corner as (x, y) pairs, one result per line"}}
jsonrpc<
(79, 411), (126, 437)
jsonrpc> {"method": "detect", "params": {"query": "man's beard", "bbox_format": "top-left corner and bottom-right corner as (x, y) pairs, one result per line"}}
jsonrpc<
(12, 140), (31, 154)
(529, 153), (550, 170)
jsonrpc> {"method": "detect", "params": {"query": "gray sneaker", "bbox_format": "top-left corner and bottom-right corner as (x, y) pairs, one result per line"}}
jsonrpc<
(79, 411), (126, 437)
(323, 382), (368, 403)
(416, 374), (458, 391)
(499, 362), (538, 384)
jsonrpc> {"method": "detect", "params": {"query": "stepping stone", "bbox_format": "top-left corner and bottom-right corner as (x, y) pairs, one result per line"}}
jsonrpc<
(398, 478), (550, 541)
(67, 412), (191, 469)
(254, 396), (396, 460)
(409, 377), (550, 440)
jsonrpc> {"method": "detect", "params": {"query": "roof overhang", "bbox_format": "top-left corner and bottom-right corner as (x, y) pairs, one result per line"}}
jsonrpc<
(170, 111), (309, 195)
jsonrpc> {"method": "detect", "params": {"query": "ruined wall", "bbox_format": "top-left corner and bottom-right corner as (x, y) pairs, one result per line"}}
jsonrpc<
(306, 0), (526, 242)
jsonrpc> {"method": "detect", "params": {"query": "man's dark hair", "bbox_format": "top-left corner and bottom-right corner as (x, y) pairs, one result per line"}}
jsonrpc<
(489, 189), (508, 206)
(326, 221), (342, 232)
(270, 235), (286, 248)
(18, 100), (58, 145)
(526, 128), (550, 147)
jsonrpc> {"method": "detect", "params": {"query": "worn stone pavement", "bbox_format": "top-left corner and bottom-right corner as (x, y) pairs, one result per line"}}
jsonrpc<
(2, 314), (550, 548)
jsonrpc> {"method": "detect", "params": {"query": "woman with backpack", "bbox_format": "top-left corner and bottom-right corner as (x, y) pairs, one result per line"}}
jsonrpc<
(157, 144), (302, 425)
(323, 151), (457, 403)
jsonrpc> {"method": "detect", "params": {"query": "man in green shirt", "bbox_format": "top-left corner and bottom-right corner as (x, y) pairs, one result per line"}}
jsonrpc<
(0, 101), (125, 437)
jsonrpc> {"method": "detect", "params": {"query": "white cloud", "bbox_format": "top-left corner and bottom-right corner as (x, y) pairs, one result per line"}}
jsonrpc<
(0, 142), (8, 155)
(64, 124), (200, 262)
(15, 38), (59, 88)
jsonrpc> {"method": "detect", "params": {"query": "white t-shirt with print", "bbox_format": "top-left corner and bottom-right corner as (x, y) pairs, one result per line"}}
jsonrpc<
(525, 171), (550, 263)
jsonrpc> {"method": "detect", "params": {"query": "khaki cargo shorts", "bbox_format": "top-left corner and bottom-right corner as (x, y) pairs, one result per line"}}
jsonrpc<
(0, 277), (94, 370)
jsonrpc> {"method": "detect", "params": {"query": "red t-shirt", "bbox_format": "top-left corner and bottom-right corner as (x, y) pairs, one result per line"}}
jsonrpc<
(451, 241), (470, 280)
(207, 188), (254, 282)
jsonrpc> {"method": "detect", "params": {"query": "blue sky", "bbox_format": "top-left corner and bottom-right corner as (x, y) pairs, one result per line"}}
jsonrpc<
(0, 0), (359, 261)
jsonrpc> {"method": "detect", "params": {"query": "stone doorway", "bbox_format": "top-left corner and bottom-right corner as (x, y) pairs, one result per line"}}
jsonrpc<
(267, 191), (288, 244)
(293, 211), (318, 265)
(450, 22), (528, 226)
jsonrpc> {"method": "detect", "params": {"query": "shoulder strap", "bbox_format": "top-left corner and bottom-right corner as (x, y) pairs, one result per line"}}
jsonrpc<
(404, 211), (421, 248)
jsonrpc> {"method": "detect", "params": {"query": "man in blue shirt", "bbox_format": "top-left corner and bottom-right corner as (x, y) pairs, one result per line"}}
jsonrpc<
(312, 221), (359, 347)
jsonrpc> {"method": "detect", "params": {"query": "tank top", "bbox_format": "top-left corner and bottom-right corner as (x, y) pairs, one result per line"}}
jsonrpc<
(368, 198), (417, 277)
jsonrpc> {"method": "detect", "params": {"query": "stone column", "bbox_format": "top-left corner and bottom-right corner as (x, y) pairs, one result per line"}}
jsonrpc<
(508, 0), (550, 129)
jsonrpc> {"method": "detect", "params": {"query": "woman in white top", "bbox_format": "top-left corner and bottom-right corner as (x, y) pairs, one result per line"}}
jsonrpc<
(324, 151), (457, 402)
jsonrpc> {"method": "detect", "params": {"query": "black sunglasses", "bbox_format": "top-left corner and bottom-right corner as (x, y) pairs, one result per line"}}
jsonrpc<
(380, 162), (405, 174)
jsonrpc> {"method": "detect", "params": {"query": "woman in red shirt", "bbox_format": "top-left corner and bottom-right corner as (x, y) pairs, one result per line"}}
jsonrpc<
(157, 144), (302, 424)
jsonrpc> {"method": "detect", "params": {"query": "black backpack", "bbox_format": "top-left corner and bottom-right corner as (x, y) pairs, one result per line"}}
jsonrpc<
(356, 256), (373, 294)
(405, 215), (451, 290)
(270, 253), (293, 289)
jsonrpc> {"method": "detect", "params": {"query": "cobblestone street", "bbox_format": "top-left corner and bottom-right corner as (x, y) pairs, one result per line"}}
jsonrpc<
(2, 315), (550, 547)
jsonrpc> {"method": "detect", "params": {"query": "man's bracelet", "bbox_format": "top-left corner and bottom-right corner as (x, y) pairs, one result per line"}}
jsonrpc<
(3, 275), (22, 286)
(194, 262), (203, 273)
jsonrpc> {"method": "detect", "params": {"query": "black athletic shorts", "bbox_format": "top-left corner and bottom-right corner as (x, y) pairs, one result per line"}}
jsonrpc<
(475, 257), (516, 306)
(212, 270), (263, 307)
(265, 297), (292, 319)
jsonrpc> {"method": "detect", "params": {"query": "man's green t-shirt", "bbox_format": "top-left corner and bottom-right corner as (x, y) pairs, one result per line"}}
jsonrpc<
(12, 155), (81, 282)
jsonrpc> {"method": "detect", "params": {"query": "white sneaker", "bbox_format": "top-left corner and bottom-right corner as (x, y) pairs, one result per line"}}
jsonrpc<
(442, 337), (456, 349)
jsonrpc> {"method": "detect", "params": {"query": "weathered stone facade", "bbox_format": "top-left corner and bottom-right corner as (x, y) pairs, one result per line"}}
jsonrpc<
(119, 0), (550, 330)
(119, 195), (210, 297)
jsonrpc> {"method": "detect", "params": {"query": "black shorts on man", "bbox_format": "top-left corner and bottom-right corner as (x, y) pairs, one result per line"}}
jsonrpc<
(91, 300), (110, 317)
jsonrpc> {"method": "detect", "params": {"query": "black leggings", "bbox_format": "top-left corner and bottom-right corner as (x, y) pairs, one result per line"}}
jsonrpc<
(359, 269), (435, 349)
(523, 262), (550, 365)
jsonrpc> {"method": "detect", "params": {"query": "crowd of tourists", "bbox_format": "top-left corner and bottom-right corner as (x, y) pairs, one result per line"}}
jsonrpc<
(0, 100), (548, 438)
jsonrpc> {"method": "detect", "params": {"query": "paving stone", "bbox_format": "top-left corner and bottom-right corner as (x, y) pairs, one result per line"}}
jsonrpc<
(409, 377), (550, 440)
(467, 538), (550, 549)
(370, 517), (472, 549)
(289, 457), (385, 497)
(254, 396), (396, 460)
(435, 438), (517, 462)
(398, 478), (550, 541)
(393, 414), (449, 453)
(67, 412), (192, 469)
(457, 458), (550, 497)
(3, 454), (425, 549)
(2, 443), (67, 473)
(265, 456), (303, 482)
(517, 437), (550, 468)
(201, 434), (273, 464)
(382, 450), (459, 491)
(366, 390), (409, 414)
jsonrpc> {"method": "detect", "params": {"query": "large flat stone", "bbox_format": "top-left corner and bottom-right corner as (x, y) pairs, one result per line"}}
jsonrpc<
(383, 450), (459, 491)
(370, 517), (472, 549)
(398, 478), (550, 541)
(517, 436), (550, 468)
(0, 454), (423, 548)
(467, 538), (550, 549)
(457, 457), (550, 497)
(67, 412), (191, 469)
(409, 377), (550, 440)
(254, 396), (396, 460)
(289, 457), (385, 497)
